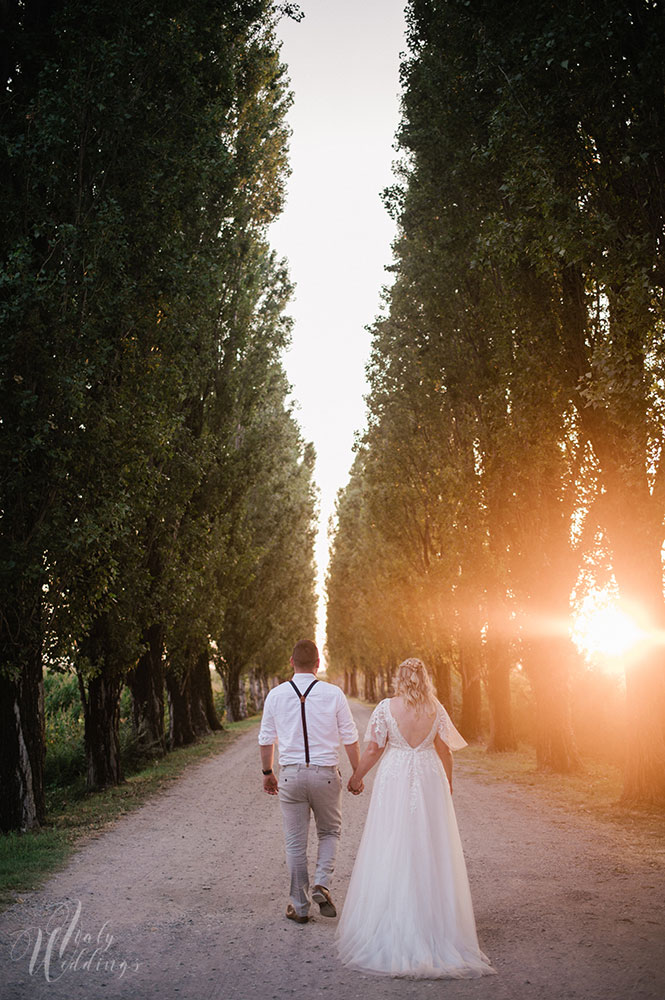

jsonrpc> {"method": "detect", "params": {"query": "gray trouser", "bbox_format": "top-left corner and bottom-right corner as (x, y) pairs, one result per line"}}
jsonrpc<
(278, 763), (343, 917)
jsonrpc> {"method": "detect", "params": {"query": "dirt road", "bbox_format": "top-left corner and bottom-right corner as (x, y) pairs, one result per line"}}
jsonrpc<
(1, 699), (664, 1000)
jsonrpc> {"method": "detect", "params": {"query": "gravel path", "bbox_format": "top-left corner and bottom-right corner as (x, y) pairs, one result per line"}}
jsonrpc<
(1, 699), (664, 1000)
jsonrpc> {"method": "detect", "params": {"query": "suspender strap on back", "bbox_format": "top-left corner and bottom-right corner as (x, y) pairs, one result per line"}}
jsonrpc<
(289, 678), (319, 766)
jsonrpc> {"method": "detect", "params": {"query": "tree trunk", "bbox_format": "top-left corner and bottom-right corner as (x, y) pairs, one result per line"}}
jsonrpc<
(248, 668), (266, 713)
(430, 648), (452, 714)
(78, 614), (124, 790)
(527, 638), (581, 773)
(456, 561), (484, 741)
(80, 670), (123, 789)
(365, 669), (376, 703)
(0, 641), (46, 832)
(128, 623), (166, 756)
(166, 667), (196, 747)
(191, 649), (221, 733)
(486, 653), (516, 752)
(247, 668), (274, 715)
(221, 666), (243, 722)
(238, 675), (248, 720)
(261, 674), (275, 703)
(485, 607), (517, 751)
(348, 666), (358, 699)
(458, 642), (482, 741)
(622, 656), (665, 805)
(188, 652), (211, 737)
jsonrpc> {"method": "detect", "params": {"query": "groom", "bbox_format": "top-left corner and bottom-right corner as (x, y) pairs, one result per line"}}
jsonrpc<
(258, 639), (362, 924)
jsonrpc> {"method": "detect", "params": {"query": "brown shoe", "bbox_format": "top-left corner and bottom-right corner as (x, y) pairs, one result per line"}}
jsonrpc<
(286, 904), (309, 924)
(312, 884), (337, 918)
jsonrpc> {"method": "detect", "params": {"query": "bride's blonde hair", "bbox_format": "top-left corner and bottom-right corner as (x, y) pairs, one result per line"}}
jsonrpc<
(394, 657), (439, 712)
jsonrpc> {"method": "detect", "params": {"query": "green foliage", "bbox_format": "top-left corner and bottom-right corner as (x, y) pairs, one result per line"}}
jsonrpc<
(43, 670), (79, 716)
(42, 672), (142, 785)
(328, 0), (665, 787)
(43, 671), (86, 786)
(214, 371), (318, 715)
(1, 0), (317, 819)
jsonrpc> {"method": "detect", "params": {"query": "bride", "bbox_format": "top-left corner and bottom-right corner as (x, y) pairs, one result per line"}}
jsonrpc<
(336, 657), (496, 979)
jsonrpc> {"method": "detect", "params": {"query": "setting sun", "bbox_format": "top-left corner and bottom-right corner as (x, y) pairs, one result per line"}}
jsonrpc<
(571, 592), (648, 665)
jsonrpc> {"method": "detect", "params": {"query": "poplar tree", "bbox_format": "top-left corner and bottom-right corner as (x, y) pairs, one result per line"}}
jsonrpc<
(328, 0), (665, 799)
(0, 0), (314, 827)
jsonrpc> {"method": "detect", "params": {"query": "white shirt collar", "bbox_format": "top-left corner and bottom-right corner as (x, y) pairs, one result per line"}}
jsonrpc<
(291, 672), (317, 684)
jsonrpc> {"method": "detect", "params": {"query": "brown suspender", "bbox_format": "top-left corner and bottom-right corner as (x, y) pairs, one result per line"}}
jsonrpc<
(289, 678), (319, 766)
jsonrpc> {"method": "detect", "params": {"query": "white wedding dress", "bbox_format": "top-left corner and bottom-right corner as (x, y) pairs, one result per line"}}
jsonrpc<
(336, 698), (495, 979)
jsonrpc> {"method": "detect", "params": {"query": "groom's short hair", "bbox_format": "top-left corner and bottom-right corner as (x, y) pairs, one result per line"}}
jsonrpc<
(292, 639), (319, 669)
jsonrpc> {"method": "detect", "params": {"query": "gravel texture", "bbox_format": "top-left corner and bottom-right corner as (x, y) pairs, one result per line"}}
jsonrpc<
(1, 699), (664, 1000)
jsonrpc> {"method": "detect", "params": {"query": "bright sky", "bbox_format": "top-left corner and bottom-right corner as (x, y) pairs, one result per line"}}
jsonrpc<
(270, 0), (407, 655)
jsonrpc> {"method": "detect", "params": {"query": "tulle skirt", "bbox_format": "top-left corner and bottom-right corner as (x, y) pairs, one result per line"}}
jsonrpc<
(336, 746), (496, 979)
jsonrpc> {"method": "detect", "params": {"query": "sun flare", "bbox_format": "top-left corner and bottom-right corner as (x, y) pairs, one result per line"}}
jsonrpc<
(571, 592), (647, 665)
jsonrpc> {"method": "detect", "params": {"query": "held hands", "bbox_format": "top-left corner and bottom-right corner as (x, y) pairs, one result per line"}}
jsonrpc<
(347, 772), (364, 795)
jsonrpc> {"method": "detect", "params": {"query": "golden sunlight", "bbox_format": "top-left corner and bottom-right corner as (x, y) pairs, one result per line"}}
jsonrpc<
(571, 591), (648, 668)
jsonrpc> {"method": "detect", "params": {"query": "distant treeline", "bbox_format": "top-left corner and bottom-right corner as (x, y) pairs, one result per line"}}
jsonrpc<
(0, 1), (316, 833)
(326, 0), (665, 806)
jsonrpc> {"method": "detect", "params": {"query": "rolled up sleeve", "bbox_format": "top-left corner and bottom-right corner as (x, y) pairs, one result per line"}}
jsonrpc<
(258, 693), (277, 746)
(336, 691), (359, 745)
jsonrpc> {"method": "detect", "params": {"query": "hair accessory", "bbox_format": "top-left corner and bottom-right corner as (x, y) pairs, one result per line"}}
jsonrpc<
(399, 657), (424, 671)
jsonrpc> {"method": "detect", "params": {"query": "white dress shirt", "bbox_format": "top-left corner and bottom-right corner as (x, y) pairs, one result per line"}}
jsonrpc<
(258, 673), (358, 766)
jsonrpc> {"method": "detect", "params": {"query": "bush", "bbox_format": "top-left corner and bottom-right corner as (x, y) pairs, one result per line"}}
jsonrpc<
(44, 670), (86, 786)
(44, 669), (80, 715)
(43, 671), (147, 784)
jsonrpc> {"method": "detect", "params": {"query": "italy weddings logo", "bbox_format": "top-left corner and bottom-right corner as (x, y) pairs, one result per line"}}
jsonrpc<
(10, 898), (140, 983)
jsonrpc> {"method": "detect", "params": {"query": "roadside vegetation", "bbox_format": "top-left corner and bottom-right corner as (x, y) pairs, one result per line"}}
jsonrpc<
(0, 668), (260, 907)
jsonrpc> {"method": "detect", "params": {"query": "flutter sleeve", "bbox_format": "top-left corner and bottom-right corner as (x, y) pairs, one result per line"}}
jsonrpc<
(364, 700), (388, 748)
(436, 702), (468, 751)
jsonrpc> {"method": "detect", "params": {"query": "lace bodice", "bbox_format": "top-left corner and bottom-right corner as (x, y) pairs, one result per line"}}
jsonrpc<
(363, 698), (464, 814)
(364, 698), (467, 753)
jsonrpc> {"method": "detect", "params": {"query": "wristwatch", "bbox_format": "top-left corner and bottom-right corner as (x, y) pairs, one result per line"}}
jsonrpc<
(262, 768), (273, 775)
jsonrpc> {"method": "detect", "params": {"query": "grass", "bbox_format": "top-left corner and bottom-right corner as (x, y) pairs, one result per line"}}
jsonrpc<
(460, 741), (665, 839)
(0, 716), (260, 909)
